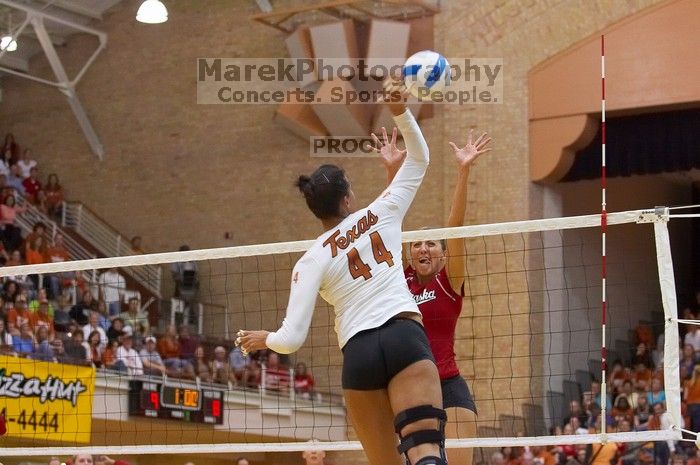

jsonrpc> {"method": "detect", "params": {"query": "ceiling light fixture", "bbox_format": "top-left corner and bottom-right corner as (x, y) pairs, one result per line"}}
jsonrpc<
(136, 0), (168, 24)
(0, 35), (17, 52)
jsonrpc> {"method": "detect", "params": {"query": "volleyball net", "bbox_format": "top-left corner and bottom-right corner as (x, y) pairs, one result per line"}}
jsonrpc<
(0, 207), (689, 460)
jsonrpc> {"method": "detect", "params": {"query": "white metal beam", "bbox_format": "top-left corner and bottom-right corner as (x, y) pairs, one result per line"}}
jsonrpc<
(31, 15), (104, 159)
(0, 0), (106, 40)
(45, 0), (104, 20)
(0, 0), (107, 160)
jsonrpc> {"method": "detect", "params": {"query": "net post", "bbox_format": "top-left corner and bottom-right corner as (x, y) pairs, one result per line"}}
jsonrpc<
(653, 211), (683, 436)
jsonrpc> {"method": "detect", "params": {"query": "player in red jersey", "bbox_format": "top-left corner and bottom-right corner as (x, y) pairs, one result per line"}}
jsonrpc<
(381, 128), (491, 465)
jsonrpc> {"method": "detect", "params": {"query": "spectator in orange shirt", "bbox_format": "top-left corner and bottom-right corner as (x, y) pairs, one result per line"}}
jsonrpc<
(23, 222), (47, 252)
(635, 323), (654, 349)
(608, 360), (631, 394)
(157, 324), (194, 379)
(102, 340), (119, 370)
(26, 234), (48, 265)
(0, 195), (27, 250)
(47, 233), (70, 262)
(44, 173), (64, 221)
(7, 294), (31, 336)
(633, 362), (653, 391)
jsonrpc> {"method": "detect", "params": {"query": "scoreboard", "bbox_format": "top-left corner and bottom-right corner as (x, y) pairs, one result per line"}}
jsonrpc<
(128, 380), (225, 424)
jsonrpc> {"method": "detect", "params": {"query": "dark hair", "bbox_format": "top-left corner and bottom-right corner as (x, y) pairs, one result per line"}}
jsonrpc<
(296, 164), (350, 220)
(88, 330), (101, 345)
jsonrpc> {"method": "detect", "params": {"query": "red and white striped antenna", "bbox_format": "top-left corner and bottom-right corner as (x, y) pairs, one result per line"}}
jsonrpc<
(600, 34), (608, 439)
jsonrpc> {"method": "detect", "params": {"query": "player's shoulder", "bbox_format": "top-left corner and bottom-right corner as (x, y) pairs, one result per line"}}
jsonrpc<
(303, 237), (331, 267)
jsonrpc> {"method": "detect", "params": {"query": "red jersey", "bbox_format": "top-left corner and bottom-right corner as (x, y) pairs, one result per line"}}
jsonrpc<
(405, 266), (463, 379)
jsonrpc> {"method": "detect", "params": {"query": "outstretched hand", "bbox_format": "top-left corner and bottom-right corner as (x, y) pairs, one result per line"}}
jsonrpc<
(369, 126), (407, 178)
(369, 126), (407, 183)
(448, 129), (492, 171)
(236, 329), (269, 355)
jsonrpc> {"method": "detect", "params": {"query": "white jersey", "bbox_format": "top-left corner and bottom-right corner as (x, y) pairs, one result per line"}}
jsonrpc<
(266, 110), (429, 353)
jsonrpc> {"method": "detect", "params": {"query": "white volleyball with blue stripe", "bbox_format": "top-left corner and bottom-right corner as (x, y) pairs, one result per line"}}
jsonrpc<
(402, 50), (451, 99)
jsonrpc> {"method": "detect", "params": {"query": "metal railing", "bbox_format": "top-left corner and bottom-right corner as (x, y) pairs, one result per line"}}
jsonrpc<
(14, 198), (98, 301)
(61, 201), (162, 297)
(15, 198), (97, 265)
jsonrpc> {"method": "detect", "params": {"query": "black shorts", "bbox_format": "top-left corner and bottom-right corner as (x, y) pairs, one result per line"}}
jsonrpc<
(441, 375), (477, 414)
(342, 318), (435, 390)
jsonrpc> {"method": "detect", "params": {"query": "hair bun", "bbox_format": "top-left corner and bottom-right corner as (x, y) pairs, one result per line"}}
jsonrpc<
(296, 175), (314, 196)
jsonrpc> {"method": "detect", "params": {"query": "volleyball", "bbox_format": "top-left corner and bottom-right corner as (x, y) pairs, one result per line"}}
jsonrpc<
(402, 50), (451, 98)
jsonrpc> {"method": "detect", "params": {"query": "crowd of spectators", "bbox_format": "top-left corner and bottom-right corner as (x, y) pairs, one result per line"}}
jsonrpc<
(0, 133), (318, 400)
(488, 290), (700, 465)
(0, 269), (317, 396)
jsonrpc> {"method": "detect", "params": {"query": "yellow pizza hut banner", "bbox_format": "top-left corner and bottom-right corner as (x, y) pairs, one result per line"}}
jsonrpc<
(0, 355), (95, 443)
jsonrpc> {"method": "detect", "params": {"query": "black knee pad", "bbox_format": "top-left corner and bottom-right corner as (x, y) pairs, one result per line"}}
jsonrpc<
(394, 405), (447, 465)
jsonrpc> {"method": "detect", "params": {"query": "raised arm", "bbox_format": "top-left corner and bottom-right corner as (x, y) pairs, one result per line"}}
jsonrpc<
(444, 130), (492, 292)
(238, 253), (323, 355)
(370, 80), (429, 220)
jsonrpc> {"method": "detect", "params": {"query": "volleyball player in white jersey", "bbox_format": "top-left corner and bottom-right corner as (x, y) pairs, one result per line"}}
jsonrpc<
(238, 80), (447, 465)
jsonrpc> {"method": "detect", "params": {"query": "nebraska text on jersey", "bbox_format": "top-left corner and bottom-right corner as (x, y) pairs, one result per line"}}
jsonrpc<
(413, 288), (437, 305)
(322, 210), (379, 257)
